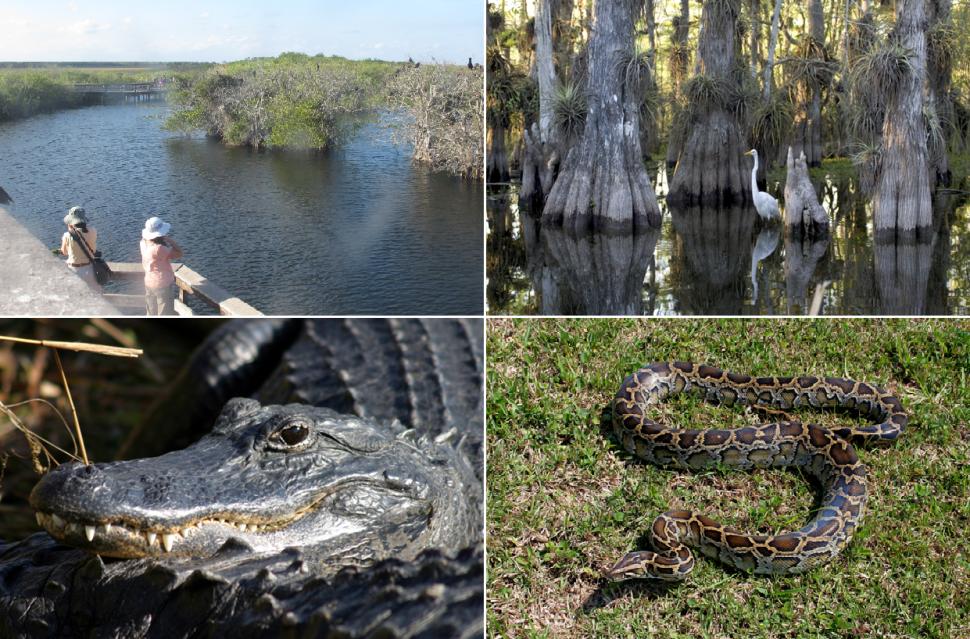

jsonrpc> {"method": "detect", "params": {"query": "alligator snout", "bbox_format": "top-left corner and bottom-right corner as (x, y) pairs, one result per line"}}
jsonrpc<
(30, 462), (111, 515)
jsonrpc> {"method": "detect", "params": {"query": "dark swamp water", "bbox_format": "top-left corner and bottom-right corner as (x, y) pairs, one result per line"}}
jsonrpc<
(487, 167), (970, 316)
(0, 103), (483, 315)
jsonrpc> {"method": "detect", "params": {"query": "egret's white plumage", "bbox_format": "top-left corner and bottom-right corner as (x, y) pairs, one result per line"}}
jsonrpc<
(745, 149), (781, 222)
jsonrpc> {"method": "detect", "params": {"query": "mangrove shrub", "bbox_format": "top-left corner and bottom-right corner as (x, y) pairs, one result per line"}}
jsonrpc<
(164, 56), (379, 150)
(166, 54), (484, 179)
(388, 64), (484, 179)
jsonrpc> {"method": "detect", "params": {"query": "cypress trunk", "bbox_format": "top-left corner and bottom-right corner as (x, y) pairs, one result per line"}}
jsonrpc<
(783, 146), (829, 237)
(487, 121), (510, 183)
(791, 0), (825, 167)
(763, 0), (782, 99)
(926, 0), (953, 187)
(668, 0), (750, 207)
(666, 0), (692, 169)
(520, 0), (562, 212)
(542, 0), (661, 232)
(535, 0), (557, 143)
(873, 0), (932, 235)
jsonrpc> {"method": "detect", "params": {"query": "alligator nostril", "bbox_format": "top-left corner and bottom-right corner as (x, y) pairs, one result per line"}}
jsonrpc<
(56, 462), (103, 483)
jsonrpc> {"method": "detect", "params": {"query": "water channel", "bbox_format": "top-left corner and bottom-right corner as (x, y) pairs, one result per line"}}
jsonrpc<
(0, 102), (483, 315)
(488, 167), (970, 316)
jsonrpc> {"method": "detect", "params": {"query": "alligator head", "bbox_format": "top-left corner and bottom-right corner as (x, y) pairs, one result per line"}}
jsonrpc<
(30, 398), (478, 561)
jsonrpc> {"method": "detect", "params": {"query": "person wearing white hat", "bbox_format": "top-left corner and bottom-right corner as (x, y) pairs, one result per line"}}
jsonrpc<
(139, 216), (183, 315)
(59, 206), (100, 290)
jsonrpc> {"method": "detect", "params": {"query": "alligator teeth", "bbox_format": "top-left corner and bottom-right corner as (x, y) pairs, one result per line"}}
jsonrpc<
(66, 522), (79, 535)
(147, 532), (157, 545)
(36, 513), (43, 526)
(52, 514), (65, 528)
(161, 534), (175, 553)
(103, 523), (112, 535)
(84, 525), (96, 542)
(247, 524), (258, 532)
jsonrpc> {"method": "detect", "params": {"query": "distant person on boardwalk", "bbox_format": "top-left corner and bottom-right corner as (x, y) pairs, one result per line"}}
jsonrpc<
(139, 216), (183, 315)
(59, 206), (100, 290)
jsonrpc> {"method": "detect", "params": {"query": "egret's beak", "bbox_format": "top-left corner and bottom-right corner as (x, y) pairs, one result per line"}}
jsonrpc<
(744, 150), (754, 156)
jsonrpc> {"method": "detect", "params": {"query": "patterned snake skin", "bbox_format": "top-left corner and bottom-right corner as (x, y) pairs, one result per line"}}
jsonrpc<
(607, 362), (907, 581)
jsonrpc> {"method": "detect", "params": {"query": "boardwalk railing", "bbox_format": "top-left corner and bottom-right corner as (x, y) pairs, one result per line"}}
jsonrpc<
(105, 262), (262, 316)
(72, 82), (169, 95)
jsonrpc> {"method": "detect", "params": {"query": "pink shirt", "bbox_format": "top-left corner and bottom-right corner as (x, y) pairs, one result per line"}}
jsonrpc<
(140, 239), (175, 289)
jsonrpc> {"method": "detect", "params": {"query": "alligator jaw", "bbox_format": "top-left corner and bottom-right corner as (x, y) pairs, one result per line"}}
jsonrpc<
(34, 510), (308, 558)
(32, 475), (392, 558)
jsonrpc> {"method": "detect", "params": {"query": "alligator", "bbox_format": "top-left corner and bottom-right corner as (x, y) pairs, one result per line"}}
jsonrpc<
(0, 318), (484, 638)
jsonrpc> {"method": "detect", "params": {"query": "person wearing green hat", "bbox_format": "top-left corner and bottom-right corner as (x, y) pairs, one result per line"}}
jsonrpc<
(59, 206), (100, 290)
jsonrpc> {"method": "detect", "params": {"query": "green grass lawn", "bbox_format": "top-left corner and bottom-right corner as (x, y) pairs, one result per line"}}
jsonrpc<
(486, 319), (969, 639)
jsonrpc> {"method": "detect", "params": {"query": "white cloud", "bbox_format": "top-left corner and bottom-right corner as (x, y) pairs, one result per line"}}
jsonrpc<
(199, 12), (210, 19)
(373, 42), (384, 49)
(66, 1), (78, 13)
(61, 19), (112, 35)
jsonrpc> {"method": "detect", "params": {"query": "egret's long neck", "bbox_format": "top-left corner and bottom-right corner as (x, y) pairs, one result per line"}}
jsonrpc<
(750, 152), (759, 194)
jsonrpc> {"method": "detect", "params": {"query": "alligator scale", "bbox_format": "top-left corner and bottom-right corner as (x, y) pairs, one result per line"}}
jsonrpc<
(0, 319), (484, 638)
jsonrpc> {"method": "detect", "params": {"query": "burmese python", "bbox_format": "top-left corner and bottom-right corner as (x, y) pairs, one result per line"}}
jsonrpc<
(606, 362), (906, 581)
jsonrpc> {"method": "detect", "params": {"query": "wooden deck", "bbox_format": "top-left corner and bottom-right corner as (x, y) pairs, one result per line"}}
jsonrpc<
(106, 262), (262, 316)
(72, 83), (169, 103)
(72, 82), (168, 95)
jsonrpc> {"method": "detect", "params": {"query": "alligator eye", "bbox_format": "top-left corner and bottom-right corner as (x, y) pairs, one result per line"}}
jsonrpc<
(271, 423), (311, 449)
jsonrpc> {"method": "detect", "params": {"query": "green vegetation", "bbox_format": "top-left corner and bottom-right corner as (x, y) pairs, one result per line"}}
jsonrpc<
(163, 53), (392, 149)
(487, 319), (969, 639)
(387, 63), (483, 178)
(0, 66), (169, 122)
(166, 53), (483, 177)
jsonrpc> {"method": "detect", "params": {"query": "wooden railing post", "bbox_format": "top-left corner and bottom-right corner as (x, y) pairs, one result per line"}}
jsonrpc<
(104, 262), (262, 316)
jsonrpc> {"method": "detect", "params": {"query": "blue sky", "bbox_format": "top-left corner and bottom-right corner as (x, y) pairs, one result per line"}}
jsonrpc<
(0, 0), (483, 64)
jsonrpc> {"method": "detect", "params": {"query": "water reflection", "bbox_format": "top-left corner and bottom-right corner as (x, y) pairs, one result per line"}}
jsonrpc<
(872, 193), (955, 315)
(784, 233), (829, 314)
(523, 216), (660, 315)
(668, 205), (757, 315)
(487, 173), (970, 316)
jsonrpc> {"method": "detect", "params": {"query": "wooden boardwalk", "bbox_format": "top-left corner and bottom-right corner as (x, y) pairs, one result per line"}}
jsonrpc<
(72, 82), (169, 103)
(72, 82), (169, 95)
(105, 262), (262, 316)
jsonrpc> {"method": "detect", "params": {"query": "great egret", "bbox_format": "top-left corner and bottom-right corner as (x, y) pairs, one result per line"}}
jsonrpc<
(744, 149), (780, 222)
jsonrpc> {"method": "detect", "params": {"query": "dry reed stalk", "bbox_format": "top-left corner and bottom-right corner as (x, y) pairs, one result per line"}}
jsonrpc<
(0, 333), (142, 468)
(0, 336), (142, 358)
(51, 350), (88, 466)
